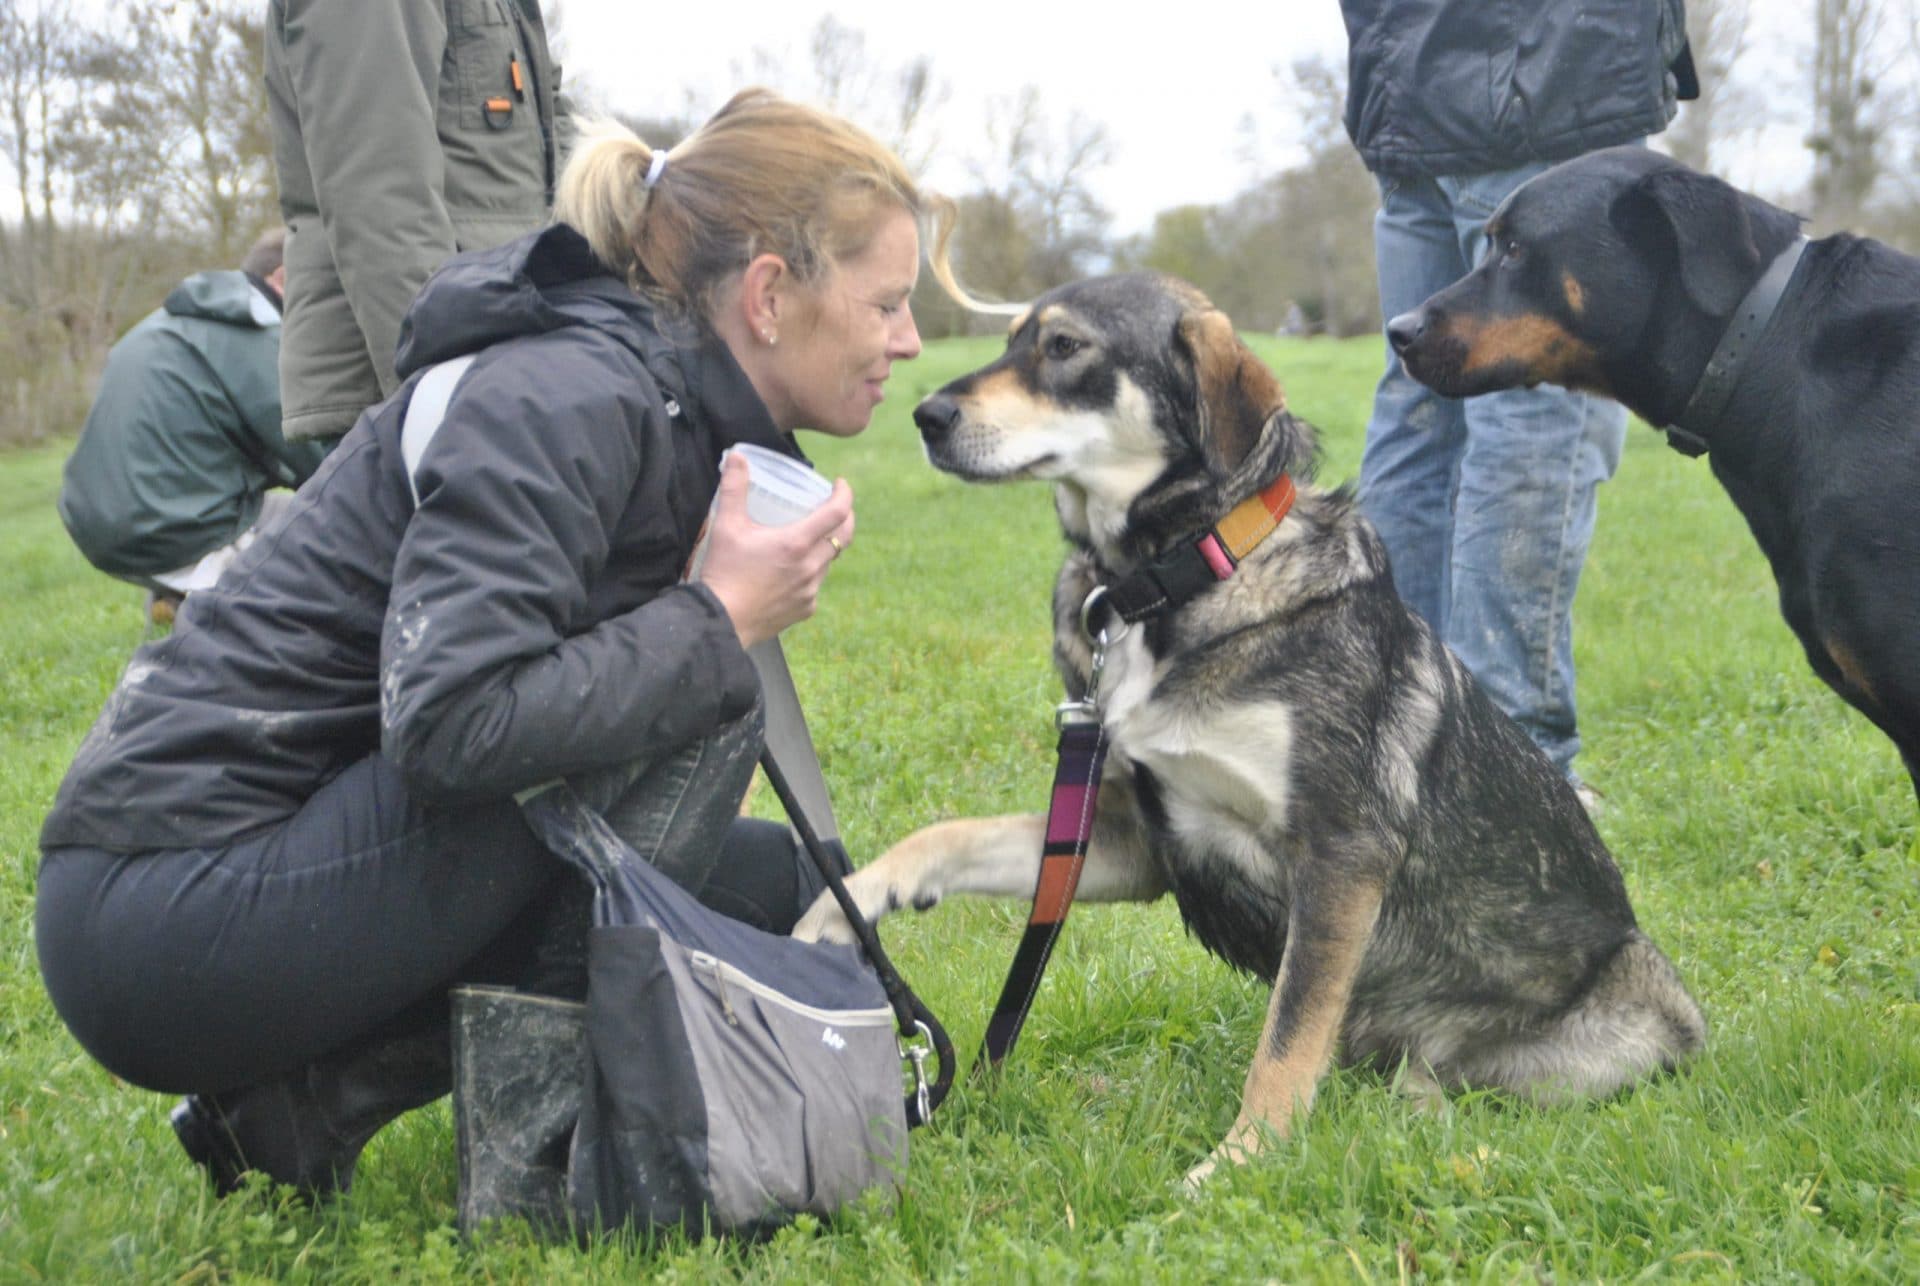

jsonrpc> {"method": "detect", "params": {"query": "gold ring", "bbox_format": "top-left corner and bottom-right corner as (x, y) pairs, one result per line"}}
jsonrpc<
(826, 535), (844, 555)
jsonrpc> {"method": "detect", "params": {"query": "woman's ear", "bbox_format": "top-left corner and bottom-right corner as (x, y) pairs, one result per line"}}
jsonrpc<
(737, 253), (791, 344)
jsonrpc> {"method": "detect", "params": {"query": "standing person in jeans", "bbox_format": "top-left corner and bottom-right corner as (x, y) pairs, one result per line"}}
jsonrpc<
(35, 90), (962, 1200)
(1339, 0), (1697, 802)
(264, 0), (567, 445)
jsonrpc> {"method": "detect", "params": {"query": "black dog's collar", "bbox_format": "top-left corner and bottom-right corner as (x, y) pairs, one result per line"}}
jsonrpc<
(1089, 474), (1297, 631)
(1666, 236), (1809, 456)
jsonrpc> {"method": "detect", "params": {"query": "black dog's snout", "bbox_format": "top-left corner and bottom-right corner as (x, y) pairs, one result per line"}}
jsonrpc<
(1386, 309), (1427, 355)
(914, 392), (962, 440)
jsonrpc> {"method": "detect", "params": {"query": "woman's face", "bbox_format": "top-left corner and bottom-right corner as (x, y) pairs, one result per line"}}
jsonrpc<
(762, 209), (923, 437)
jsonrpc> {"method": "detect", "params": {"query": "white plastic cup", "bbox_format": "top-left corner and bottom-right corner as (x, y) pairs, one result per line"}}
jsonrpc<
(727, 442), (835, 527)
(685, 443), (834, 581)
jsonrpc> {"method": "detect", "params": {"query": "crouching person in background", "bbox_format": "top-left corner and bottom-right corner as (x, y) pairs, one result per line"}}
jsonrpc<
(57, 228), (328, 626)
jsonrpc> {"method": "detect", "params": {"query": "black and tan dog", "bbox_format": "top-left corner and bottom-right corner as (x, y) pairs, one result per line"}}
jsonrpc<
(795, 273), (1704, 1185)
(1389, 145), (1920, 800)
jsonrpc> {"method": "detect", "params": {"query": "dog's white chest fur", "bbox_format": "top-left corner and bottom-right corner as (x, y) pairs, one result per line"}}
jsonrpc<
(1099, 632), (1296, 864)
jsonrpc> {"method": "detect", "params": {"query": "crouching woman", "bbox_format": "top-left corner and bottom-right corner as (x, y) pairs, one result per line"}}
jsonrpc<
(35, 89), (958, 1198)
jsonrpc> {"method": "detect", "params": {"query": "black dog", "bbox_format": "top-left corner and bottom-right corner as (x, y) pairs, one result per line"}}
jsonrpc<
(797, 273), (1704, 1186)
(1389, 145), (1920, 800)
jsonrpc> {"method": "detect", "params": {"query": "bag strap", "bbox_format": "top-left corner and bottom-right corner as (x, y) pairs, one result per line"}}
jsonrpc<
(399, 368), (955, 1122)
(752, 639), (956, 1126)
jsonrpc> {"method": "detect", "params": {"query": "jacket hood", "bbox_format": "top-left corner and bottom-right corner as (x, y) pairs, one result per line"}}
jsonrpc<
(164, 270), (281, 329)
(394, 223), (655, 378)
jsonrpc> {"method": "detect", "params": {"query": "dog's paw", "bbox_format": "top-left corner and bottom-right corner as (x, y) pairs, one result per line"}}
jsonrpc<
(1180, 1154), (1220, 1196)
(792, 890), (860, 945)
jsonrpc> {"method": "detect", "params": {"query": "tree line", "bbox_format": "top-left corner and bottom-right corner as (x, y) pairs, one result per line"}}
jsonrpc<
(5, 0), (1919, 447)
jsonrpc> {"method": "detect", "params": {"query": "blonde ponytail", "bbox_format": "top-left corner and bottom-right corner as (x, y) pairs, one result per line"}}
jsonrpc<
(551, 117), (663, 288)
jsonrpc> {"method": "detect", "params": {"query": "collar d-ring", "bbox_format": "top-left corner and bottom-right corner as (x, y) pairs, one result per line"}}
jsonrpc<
(1079, 586), (1130, 644)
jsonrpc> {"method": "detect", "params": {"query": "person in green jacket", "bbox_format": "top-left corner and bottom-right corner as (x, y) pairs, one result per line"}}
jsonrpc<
(264, 0), (567, 444)
(58, 228), (327, 613)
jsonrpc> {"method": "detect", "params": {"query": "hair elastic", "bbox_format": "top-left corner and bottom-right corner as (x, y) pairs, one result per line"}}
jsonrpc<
(643, 150), (669, 189)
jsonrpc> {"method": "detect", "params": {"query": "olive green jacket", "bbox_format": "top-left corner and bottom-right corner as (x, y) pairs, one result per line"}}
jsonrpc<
(59, 271), (328, 579)
(264, 0), (567, 441)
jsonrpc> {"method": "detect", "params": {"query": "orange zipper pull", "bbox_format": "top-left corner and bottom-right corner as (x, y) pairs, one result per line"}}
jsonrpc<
(510, 56), (525, 101)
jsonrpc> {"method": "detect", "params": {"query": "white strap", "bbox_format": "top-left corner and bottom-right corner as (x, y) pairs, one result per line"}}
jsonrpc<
(400, 353), (479, 506)
(748, 638), (840, 843)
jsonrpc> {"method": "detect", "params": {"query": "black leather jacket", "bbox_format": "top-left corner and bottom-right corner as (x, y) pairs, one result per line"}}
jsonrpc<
(1340, 0), (1694, 177)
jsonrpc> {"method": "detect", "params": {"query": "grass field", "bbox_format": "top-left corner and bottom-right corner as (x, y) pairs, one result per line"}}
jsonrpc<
(1, 334), (1915, 1282)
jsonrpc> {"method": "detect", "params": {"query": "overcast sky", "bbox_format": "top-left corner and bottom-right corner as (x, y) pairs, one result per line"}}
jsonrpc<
(557, 1), (1357, 235)
(554, 2), (1837, 236)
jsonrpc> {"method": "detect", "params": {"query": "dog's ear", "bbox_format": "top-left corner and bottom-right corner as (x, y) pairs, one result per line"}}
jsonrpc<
(1608, 167), (1760, 317)
(1176, 307), (1284, 475)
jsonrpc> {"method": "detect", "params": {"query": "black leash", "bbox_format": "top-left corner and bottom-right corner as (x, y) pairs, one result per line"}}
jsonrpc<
(759, 750), (955, 1127)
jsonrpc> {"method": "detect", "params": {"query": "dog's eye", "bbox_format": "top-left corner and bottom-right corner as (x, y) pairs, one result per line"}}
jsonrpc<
(1500, 237), (1525, 264)
(1045, 334), (1083, 361)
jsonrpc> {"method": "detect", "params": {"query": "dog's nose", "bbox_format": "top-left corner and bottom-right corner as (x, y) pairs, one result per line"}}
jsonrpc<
(914, 393), (961, 440)
(1386, 310), (1426, 355)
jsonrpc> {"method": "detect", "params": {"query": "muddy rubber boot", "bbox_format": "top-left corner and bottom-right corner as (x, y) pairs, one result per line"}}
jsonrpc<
(451, 985), (586, 1236)
(171, 1017), (452, 1198)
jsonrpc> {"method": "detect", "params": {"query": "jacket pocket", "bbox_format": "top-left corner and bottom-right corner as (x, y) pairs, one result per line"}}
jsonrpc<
(447, 0), (522, 133)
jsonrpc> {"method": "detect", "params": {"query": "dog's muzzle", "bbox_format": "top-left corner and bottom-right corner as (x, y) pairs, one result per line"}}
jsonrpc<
(913, 393), (962, 445)
(1386, 309), (1426, 357)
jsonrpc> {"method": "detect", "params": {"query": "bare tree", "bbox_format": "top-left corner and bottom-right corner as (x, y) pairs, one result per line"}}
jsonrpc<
(0, 0), (76, 310)
(1808, 0), (1890, 231)
(730, 16), (947, 176)
(1666, 0), (1758, 173)
(0, 0), (278, 443)
(971, 87), (1112, 293)
(1240, 56), (1378, 335)
(69, 1), (276, 257)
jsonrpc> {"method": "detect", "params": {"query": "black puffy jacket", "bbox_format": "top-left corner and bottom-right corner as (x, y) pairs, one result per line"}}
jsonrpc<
(1340, 0), (1694, 178)
(42, 225), (790, 853)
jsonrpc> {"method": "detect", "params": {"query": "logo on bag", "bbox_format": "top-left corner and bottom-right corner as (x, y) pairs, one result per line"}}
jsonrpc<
(821, 1027), (847, 1052)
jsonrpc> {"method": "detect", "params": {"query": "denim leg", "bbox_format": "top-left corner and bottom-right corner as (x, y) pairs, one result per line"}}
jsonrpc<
(1358, 172), (1471, 627)
(1436, 167), (1628, 774)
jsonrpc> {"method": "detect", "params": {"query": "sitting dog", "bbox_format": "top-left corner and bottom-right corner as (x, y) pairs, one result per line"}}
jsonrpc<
(796, 273), (1704, 1185)
(1387, 146), (1920, 801)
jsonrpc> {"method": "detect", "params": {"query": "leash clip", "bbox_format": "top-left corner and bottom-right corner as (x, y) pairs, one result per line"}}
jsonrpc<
(1059, 586), (1127, 729)
(1056, 626), (1110, 729)
(900, 1020), (933, 1124)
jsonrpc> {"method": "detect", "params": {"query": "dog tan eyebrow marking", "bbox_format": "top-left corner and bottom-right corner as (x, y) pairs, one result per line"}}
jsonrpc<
(955, 365), (1058, 422)
(1563, 273), (1585, 317)
(1006, 306), (1033, 337)
(1455, 313), (1606, 391)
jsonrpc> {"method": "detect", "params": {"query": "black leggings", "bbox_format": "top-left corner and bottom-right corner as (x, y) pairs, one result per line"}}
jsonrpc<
(36, 711), (833, 1095)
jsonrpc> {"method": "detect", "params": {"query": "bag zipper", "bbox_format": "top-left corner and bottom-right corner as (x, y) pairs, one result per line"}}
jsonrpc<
(686, 951), (894, 1027)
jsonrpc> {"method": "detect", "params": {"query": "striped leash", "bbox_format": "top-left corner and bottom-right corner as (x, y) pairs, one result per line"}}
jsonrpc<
(974, 472), (1297, 1073)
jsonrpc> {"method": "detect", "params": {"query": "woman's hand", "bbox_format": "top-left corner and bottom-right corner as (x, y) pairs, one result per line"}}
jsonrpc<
(699, 452), (856, 649)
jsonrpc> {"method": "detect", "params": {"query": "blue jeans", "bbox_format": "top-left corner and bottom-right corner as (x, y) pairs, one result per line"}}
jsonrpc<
(1360, 163), (1627, 776)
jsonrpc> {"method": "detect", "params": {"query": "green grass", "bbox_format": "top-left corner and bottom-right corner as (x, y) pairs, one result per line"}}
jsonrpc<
(2, 335), (1916, 1282)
